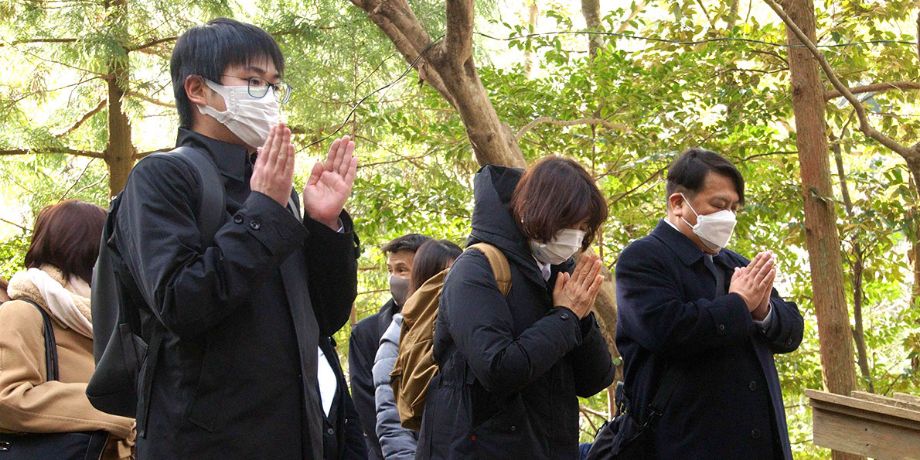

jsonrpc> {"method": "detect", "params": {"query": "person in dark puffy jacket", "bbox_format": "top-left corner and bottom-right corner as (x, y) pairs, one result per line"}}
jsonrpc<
(372, 239), (461, 459)
(416, 158), (616, 459)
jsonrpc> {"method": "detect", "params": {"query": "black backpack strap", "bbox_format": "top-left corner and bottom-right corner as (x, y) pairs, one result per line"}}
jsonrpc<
(170, 146), (225, 246)
(135, 146), (225, 437)
(23, 300), (59, 381)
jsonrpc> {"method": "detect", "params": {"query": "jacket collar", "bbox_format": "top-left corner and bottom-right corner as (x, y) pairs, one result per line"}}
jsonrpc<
(651, 219), (725, 266)
(176, 128), (249, 183)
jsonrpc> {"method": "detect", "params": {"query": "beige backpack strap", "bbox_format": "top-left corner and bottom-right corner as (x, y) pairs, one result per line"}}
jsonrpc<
(470, 243), (512, 296)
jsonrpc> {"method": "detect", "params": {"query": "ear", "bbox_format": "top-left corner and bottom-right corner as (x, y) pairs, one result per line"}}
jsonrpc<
(667, 193), (685, 214)
(184, 75), (209, 107)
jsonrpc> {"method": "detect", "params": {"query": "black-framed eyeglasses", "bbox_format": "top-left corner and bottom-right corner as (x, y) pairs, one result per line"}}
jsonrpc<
(220, 75), (293, 104)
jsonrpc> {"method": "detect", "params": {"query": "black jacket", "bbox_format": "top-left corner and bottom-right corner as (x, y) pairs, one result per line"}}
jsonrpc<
(320, 336), (368, 460)
(615, 220), (803, 459)
(416, 165), (615, 459)
(348, 299), (397, 460)
(115, 129), (359, 459)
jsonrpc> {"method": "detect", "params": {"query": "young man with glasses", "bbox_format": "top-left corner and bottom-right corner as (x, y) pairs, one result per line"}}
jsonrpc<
(113, 18), (360, 458)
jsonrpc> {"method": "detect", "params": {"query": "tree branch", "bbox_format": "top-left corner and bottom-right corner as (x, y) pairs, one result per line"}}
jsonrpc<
(350, 0), (455, 105)
(763, 0), (919, 160)
(126, 90), (175, 107)
(0, 38), (78, 47)
(445, 0), (475, 65)
(0, 148), (105, 159)
(825, 81), (920, 100)
(128, 36), (177, 52)
(516, 117), (629, 140)
(57, 99), (106, 137)
(616, 0), (648, 34)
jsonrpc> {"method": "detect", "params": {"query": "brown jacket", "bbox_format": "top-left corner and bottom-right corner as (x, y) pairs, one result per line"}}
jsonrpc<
(0, 266), (134, 459)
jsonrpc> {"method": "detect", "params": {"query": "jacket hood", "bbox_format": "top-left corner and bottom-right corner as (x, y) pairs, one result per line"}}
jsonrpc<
(469, 165), (543, 272)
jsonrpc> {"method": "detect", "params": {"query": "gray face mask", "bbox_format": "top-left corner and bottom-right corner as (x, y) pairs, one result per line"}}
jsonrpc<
(389, 275), (410, 306)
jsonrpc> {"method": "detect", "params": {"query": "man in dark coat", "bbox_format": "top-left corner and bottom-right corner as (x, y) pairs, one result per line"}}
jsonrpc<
(615, 148), (804, 459)
(115, 19), (359, 458)
(349, 234), (428, 459)
(417, 164), (615, 459)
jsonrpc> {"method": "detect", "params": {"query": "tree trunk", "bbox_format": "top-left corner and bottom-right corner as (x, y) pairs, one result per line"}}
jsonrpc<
(104, 0), (135, 196)
(907, 159), (920, 307)
(782, 0), (859, 457)
(523, 1), (538, 77)
(831, 135), (874, 393)
(581, 0), (603, 58)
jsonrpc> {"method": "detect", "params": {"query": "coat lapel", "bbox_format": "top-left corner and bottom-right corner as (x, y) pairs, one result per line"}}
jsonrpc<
(279, 193), (324, 459)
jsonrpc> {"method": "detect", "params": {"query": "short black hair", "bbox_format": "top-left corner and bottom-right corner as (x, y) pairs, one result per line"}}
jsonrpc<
(170, 18), (285, 128)
(381, 234), (431, 255)
(666, 148), (745, 205)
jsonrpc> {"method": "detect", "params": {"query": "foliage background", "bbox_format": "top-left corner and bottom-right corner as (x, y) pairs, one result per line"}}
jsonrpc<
(2, 1), (919, 457)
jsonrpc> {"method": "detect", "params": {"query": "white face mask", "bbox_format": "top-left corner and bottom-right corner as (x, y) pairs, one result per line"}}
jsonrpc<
(197, 79), (280, 149)
(530, 228), (586, 265)
(679, 193), (736, 251)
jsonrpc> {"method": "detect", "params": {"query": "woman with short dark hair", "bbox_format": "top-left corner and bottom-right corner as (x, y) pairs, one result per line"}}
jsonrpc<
(416, 158), (616, 459)
(0, 200), (134, 459)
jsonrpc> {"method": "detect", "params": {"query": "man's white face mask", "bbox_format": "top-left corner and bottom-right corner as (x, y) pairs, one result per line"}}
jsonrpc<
(530, 228), (586, 265)
(197, 79), (280, 149)
(679, 193), (736, 251)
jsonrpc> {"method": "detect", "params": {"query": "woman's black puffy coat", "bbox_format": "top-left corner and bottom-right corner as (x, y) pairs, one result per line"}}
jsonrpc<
(416, 165), (615, 459)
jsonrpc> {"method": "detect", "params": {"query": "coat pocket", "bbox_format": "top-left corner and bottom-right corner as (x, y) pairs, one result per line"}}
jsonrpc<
(185, 340), (227, 433)
(468, 394), (538, 457)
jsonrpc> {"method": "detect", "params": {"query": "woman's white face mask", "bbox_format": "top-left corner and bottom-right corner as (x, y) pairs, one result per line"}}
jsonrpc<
(530, 228), (586, 265)
(679, 193), (736, 251)
(197, 79), (280, 149)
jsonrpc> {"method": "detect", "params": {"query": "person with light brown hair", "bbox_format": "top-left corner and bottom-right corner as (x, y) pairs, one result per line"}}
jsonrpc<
(0, 200), (134, 459)
(415, 157), (615, 459)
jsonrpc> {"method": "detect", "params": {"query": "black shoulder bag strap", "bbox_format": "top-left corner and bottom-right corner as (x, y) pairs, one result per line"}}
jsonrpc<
(135, 145), (225, 436)
(641, 366), (683, 429)
(24, 300), (59, 381)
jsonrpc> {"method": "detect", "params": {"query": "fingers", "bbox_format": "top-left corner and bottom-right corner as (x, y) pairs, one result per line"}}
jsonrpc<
(308, 161), (324, 186)
(586, 273), (604, 299)
(584, 258), (602, 290)
(747, 252), (769, 273)
(553, 271), (568, 295)
(255, 126), (276, 171)
(752, 256), (775, 285)
(331, 138), (344, 173)
(283, 141), (295, 180)
(325, 138), (341, 172)
(338, 137), (356, 177)
(343, 157), (358, 190)
(267, 124), (286, 172)
(572, 253), (597, 286)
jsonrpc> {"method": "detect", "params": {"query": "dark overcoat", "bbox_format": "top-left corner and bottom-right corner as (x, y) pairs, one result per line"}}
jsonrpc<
(615, 220), (803, 459)
(115, 129), (359, 459)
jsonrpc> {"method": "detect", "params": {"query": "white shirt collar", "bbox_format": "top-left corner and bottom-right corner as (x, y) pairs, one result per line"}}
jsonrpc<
(534, 257), (552, 281)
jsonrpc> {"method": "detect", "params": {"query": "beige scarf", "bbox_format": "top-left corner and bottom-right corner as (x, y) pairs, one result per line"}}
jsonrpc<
(8, 266), (93, 338)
